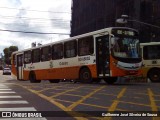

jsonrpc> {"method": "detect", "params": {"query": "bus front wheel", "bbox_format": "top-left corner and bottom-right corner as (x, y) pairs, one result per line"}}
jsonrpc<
(148, 69), (160, 82)
(79, 68), (92, 83)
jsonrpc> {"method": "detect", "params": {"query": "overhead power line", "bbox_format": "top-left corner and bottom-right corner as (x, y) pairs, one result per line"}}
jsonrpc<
(0, 21), (70, 29)
(0, 15), (70, 22)
(0, 28), (70, 35)
(0, 6), (71, 14)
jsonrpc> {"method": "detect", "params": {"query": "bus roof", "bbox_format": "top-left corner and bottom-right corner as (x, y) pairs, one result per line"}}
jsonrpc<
(12, 27), (137, 55)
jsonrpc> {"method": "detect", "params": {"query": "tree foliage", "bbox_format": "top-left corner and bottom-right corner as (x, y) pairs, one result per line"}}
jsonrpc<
(3, 46), (18, 65)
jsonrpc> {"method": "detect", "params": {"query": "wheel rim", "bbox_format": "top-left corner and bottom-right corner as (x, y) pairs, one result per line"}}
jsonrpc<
(150, 73), (160, 81)
(83, 72), (90, 80)
(80, 68), (92, 83)
(149, 70), (160, 82)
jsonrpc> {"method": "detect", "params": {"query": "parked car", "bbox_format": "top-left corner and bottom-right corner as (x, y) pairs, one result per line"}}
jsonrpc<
(3, 67), (11, 75)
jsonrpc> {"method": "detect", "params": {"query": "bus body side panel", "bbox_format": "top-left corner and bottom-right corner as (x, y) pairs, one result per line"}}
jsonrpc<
(11, 64), (17, 78)
(141, 59), (160, 77)
(37, 66), (80, 80)
(23, 70), (30, 80)
(88, 64), (97, 78)
(141, 67), (150, 78)
(23, 64), (97, 80)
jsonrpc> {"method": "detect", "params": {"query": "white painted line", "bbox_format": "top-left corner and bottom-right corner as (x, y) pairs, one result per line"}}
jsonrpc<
(0, 101), (28, 104)
(0, 96), (22, 98)
(0, 87), (9, 89)
(0, 89), (12, 90)
(0, 107), (36, 111)
(0, 86), (8, 88)
(0, 91), (16, 93)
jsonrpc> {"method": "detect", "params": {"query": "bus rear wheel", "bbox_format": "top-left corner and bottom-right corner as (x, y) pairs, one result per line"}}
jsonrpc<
(148, 69), (160, 82)
(104, 77), (117, 84)
(79, 68), (92, 83)
(29, 72), (41, 83)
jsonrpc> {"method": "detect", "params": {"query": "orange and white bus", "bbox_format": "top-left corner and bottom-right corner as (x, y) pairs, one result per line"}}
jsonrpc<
(11, 27), (142, 84)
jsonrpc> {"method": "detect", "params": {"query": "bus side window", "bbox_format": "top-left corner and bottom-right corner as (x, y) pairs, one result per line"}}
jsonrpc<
(78, 36), (94, 56)
(143, 46), (148, 60)
(24, 51), (31, 64)
(52, 43), (63, 60)
(64, 40), (77, 58)
(143, 45), (160, 60)
(41, 46), (51, 61)
(32, 48), (40, 63)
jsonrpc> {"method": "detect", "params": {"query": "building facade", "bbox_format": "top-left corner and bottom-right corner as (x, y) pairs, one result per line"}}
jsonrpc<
(70, 0), (160, 42)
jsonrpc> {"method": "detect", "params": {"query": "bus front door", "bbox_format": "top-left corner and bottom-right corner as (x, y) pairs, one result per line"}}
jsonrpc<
(96, 35), (110, 77)
(17, 54), (23, 80)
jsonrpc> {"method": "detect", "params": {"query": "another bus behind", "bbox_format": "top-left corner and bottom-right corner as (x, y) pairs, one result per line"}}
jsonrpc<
(140, 42), (160, 82)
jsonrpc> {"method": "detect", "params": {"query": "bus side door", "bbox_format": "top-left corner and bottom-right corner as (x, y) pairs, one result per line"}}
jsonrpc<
(17, 54), (23, 80)
(96, 35), (110, 77)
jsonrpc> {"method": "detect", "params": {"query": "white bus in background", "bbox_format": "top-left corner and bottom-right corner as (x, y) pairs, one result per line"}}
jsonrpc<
(140, 42), (160, 82)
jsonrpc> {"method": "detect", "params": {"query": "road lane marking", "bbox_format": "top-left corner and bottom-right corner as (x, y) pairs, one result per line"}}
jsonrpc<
(64, 93), (100, 100)
(148, 88), (160, 120)
(55, 98), (129, 111)
(0, 101), (28, 104)
(0, 89), (12, 90)
(0, 84), (47, 120)
(17, 84), (88, 120)
(118, 100), (151, 107)
(0, 91), (16, 93)
(68, 86), (106, 110)
(50, 86), (84, 98)
(0, 86), (9, 88)
(0, 96), (22, 98)
(107, 88), (126, 111)
(101, 88), (126, 120)
(37, 84), (69, 93)
(0, 107), (36, 111)
(0, 85), (7, 87)
(117, 88), (126, 99)
(148, 88), (158, 111)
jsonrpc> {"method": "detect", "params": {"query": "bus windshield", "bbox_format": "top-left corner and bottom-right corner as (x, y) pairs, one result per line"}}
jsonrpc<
(111, 36), (139, 58)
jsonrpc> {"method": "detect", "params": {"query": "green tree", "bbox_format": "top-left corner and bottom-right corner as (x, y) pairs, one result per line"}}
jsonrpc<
(3, 46), (18, 65)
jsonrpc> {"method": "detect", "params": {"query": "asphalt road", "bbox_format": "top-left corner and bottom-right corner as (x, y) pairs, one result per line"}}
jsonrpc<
(0, 70), (160, 120)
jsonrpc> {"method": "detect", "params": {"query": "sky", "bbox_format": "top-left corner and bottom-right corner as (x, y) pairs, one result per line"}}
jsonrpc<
(0, 0), (71, 55)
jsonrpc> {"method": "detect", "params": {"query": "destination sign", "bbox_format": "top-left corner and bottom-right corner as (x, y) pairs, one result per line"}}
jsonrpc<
(112, 29), (138, 36)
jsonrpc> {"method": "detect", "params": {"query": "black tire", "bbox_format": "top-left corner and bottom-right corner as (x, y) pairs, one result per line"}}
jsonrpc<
(49, 79), (60, 83)
(29, 72), (41, 83)
(79, 68), (92, 83)
(104, 77), (117, 84)
(148, 69), (160, 82)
